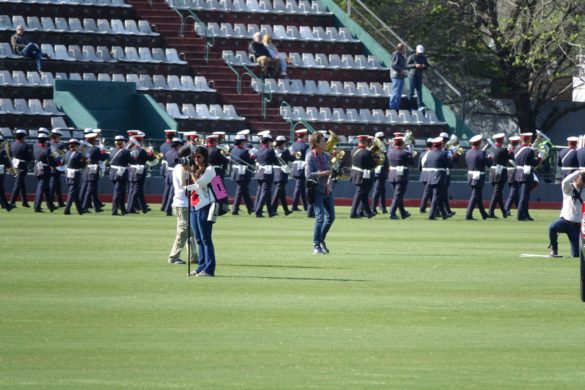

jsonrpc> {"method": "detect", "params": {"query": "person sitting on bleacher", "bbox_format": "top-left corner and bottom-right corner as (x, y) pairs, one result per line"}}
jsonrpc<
(10, 25), (49, 73)
(248, 32), (279, 78)
(262, 34), (288, 79)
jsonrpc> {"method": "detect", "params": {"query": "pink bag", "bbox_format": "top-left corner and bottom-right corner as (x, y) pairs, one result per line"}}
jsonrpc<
(209, 175), (228, 201)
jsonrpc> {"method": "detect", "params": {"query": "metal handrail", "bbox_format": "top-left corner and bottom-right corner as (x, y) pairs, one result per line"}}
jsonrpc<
(344, 0), (465, 113)
(165, 0), (214, 63)
(240, 64), (273, 119)
(279, 101), (316, 139)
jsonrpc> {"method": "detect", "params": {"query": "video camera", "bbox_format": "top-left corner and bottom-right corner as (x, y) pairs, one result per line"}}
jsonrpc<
(174, 156), (194, 166)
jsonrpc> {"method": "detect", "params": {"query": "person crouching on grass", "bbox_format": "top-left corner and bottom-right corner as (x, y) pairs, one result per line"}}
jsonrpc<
(167, 146), (197, 265)
(305, 132), (335, 255)
(548, 169), (585, 258)
(186, 146), (217, 277)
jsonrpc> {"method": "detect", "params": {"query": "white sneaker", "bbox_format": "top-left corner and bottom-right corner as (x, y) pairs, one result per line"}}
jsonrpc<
(313, 245), (324, 255)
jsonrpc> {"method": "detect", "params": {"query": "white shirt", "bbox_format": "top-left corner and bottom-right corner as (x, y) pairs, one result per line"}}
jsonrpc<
(171, 165), (189, 208)
(186, 165), (217, 210)
(560, 170), (583, 223)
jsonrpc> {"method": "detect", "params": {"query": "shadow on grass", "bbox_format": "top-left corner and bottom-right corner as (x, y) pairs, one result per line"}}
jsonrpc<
(219, 275), (370, 282)
(222, 263), (350, 270)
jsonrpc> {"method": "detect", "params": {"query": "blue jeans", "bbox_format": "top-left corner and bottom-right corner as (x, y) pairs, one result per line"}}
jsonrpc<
(549, 218), (580, 257)
(408, 75), (423, 109)
(19, 43), (42, 71)
(190, 205), (216, 275)
(389, 77), (404, 110)
(313, 190), (335, 246)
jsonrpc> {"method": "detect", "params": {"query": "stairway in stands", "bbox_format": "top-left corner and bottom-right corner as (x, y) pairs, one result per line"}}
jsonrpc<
(127, 0), (290, 134)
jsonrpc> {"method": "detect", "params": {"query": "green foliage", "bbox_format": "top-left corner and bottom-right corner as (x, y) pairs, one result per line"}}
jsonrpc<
(2, 206), (585, 388)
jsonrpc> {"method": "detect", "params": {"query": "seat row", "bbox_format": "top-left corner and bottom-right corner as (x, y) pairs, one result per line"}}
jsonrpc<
(0, 126), (80, 139)
(223, 50), (386, 71)
(198, 22), (358, 43)
(280, 106), (443, 125)
(0, 15), (157, 36)
(164, 103), (245, 121)
(0, 0), (129, 7)
(252, 78), (392, 98)
(0, 43), (187, 64)
(0, 70), (216, 93)
(0, 98), (64, 116)
(167, 0), (329, 15)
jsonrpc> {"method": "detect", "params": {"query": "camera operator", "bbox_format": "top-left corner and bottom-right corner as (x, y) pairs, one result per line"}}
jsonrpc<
(185, 146), (218, 277)
(167, 146), (197, 265)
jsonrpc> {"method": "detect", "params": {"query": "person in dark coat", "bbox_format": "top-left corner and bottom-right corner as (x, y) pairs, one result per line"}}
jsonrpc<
(254, 132), (278, 217)
(371, 132), (389, 214)
(109, 135), (131, 216)
(0, 135), (14, 211)
(504, 136), (521, 217)
(426, 137), (452, 220)
(487, 133), (510, 218)
(230, 134), (255, 215)
(63, 139), (86, 215)
(248, 32), (279, 78)
(162, 137), (182, 216)
(464, 135), (491, 220)
(558, 136), (579, 178)
(389, 43), (407, 113)
(406, 44), (430, 111)
(418, 138), (433, 213)
(33, 133), (56, 212)
(350, 135), (376, 218)
(81, 133), (107, 213)
(514, 132), (539, 221)
(127, 131), (154, 214)
(387, 136), (414, 219)
(159, 129), (177, 212)
(271, 135), (296, 215)
(11, 25), (49, 72)
(49, 129), (66, 208)
(290, 129), (310, 212)
(9, 129), (32, 208)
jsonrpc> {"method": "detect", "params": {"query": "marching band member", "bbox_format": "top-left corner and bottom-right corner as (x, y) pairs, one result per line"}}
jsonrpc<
(371, 132), (389, 214)
(548, 169), (585, 257)
(487, 133), (510, 218)
(230, 134), (255, 215)
(109, 135), (131, 216)
(159, 129), (177, 212)
(418, 138), (433, 213)
(290, 129), (310, 212)
(81, 132), (107, 213)
(207, 134), (229, 179)
(9, 129), (32, 208)
(441, 132), (458, 217)
(577, 137), (585, 169)
(161, 137), (182, 216)
(387, 135), (413, 219)
(0, 135), (13, 211)
(350, 135), (376, 219)
(271, 135), (295, 215)
(185, 131), (200, 152)
(514, 132), (539, 221)
(78, 128), (94, 205)
(127, 131), (154, 214)
(558, 136), (579, 178)
(186, 146), (218, 277)
(33, 133), (56, 212)
(425, 136), (452, 220)
(49, 129), (66, 208)
(254, 131), (278, 217)
(63, 139), (85, 215)
(504, 135), (521, 217)
(93, 129), (107, 211)
(305, 131), (335, 255)
(464, 135), (490, 220)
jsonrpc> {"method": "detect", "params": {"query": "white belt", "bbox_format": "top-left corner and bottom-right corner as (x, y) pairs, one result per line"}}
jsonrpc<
(212, 165), (222, 169)
(561, 167), (579, 170)
(12, 158), (21, 166)
(422, 168), (446, 172)
(36, 162), (49, 167)
(490, 165), (505, 169)
(468, 171), (485, 175)
(389, 166), (407, 170)
(111, 165), (125, 170)
(351, 167), (372, 173)
(167, 166), (175, 171)
(130, 164), (145, 168)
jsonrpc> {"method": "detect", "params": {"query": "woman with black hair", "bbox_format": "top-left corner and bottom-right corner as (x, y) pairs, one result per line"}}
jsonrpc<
(186, 146), (218, 277)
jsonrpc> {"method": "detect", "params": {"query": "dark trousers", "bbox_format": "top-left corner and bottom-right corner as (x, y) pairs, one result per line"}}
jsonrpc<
(111, 178), (127, 214)
(254, 178), (273, 216)
(419, 182), (431, 212)
(292, 177), (307, 210)
(64, 180), (82, 214)
(442, 178), (452, 213)
(127, 178), (148, 213)
(271, 181), (290, 213)
(549, 218), (580, 257)
(232, 179), (254, 213)
(160, 172), (171, 211)
(191, 205), (215, 275)
(390, 181), (408, 217)
(505, 183), (519, 213)
(351, 181), (373, 217)
(50, 173), (65, 206)
(79, 178), (89, 208)
(0, 174), (9, 209)
(408, 74), (424, 109)
(19, 42), (42, 71)
(517, 182), (532, 220)
(81, 177), (100, 211)
(429, 184), (447, 219)
(371, 177), (387, 212)
(10, 169), (28, 205)
(162, 173), (174, 214)
(466, 185), (488, 219)
(488, 182), (506, 216)
(34, 174), (54, 211)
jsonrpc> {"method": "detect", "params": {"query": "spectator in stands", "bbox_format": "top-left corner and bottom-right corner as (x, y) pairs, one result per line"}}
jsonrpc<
(248, 32), (279, 78)
(262, 34), (288, 79)
(389, 43), (407, 113)
(10, 25), (49, 72)
(406, 44), (430, 112)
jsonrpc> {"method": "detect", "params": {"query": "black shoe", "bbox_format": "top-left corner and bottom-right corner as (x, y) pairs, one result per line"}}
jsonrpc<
(34, 209), (44, 213)
(349, 215), (361, 219)
(381, 209), (388, 214)
(549, 247), (560, 257)
(389, 215), (400, 220)
(481, 214), (488, 220)
(58, 203), (66, 208)
(231, 211), (239, 215)
(402, 211), (411, 219)
(526, 216), (534, 221)
(165, 212), (172, 216)
(48, 205), (56, 213)
(268, 213), (278, 218)
(428, 216), (436, 220)
(5, 204), (13, 212)
(487, 214), (498, 219)
(22, 203), (30, 208)
(81, 209), (91, 214)
(95, 208), (104, 213)
(112, 212), (121, 216)
(503, 210), (511, 218)
(420, 209), (426, 213)
(320, 242), (330, 254)
(447, 211), (456, 218)
(64, 210), (71, 215)
(256, 214), (264, 218)
(291, 207), (301, 212)
(127, 211), (139, 214)
(465, 216), (476, 220)
(284, 210), (293, 216)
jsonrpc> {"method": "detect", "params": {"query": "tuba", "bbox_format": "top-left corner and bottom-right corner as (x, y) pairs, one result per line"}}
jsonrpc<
(445, 134), (464, 156)
(369, 136), (386, 166)
(532, 130), (552, 161)
(403, 129), (417, 158)
(325, 130), (340, 153)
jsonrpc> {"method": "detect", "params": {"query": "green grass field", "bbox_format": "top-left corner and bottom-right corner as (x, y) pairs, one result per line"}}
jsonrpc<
(1, 205), (585, 389)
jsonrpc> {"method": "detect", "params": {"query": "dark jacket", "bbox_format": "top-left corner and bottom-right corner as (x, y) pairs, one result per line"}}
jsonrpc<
(350, 147), (376, 185)
(230, 146), (254, 182)
(489, 146), (509, 184)
(387, 147), (413, 183)
(425, 148), (451, 186)
(406, 52), (430, 77)
(255, 145), (278, 180)
(248, 41), (272, 58)
(513, 145), (537, 183)
(109, 148), (131, 181)
(11, 33), (30, 52)
(465, 148), (490, 187)
(390, 50), (407, 79)
(274, 147), (295, 183)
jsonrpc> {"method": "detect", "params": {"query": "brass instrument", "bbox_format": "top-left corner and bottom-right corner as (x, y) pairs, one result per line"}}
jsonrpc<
(532, 130), (553, 162)
(324, 130), (340, 153)
(50, 142), (67, 172)
(403, 129), (418, 158)
(294, 151), (302, 159)
(3, 141), (17, 176)
(369, 136), (386, 166)
(445, 134), (464, 156)
(481, 138), (496, 152)
(330, 149), (345, 170)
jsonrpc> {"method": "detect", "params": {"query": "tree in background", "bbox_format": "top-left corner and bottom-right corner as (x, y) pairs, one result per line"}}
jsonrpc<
(343, 0), (584, 133)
